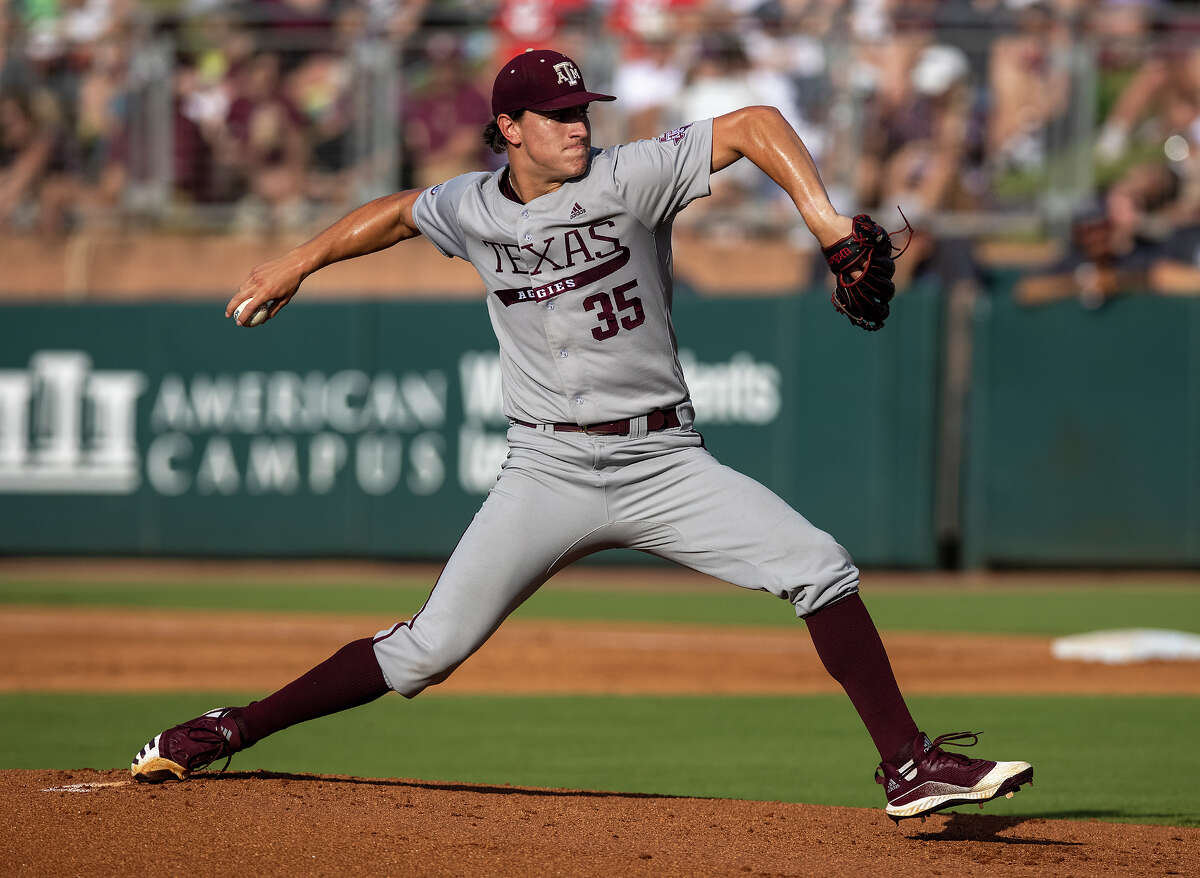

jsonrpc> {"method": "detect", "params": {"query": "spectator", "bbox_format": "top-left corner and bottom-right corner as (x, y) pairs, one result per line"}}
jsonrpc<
(490, 0), (590, 69)
(1014, 195), (1160, 307)
(287, 7), (362, 206)
(403, 30), (492, 187)
(846, 18), (927, 205)
(608, 0), (706, 44)
(1093, 5), (1179, 165)
(172, 53), (222, 205)
(2, 0), (1193, 259)
(225, 51), (310, 229)
(251, 0), (339, 73)
(0, 88), (56, 229)
(808, 21), (981, 292)
(671, 31), (792, 237)
(1095, 34), (1200, 218)
(847, 15), (972, 276)
(738, 0), (820, 154)
(606, 0), (708, 142)
(403, 31), (491, 188)
(361, 0), (429, 42)
(181, 8), (257, 79)
(740, 0), (837, 147)
(609, 30), (685, 143)
(986, 0), (1071, 175)
(1, 5), (35, 94)
(22, 0), (127, 64)
(172, 11), (255, 204)
(35, 32), (129, 232)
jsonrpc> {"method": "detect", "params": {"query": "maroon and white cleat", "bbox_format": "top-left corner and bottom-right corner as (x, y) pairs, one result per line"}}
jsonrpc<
(131, 707), (249, 783)
(876, 731), (1033, 823)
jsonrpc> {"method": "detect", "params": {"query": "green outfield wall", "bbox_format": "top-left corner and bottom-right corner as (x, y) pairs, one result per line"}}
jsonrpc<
(963, 290), (1200, 566)
(0, 292), (941, 565)
(3, 288), (1195, 567)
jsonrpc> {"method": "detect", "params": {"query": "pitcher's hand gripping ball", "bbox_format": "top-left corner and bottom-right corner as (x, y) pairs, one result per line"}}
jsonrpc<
(822, 213), (911, 331)
(232, 298), (276, 327)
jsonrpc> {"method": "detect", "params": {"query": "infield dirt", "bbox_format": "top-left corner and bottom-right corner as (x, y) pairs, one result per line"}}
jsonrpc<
(3, 606), (1198, 695)
(4, 768), (1197, 877)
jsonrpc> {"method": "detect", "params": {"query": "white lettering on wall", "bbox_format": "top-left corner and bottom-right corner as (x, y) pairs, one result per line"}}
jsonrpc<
(87, 373), (145, 469)
(457, 425), (508, 493)
(407, 432), (445, 496)
(247, 437), (300, 494)
(0, 372), (33, 468)
(356, 434), (403, 495)
(1, 344), (781, 500)
(147, 433), (191, 496)
(31, 351), (89, 468)
(459, 352), (506, 424)
(189, 375), (239, 431)
(150, 370), (448, 435)
(678, 351), (781, 424)
(196, 437), (240, 495)
(0, 352), (144, 493)
(308, 432), (347, 494)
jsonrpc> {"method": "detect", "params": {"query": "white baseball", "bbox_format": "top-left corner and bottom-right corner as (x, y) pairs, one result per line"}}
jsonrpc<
(233, 298), (276, 327)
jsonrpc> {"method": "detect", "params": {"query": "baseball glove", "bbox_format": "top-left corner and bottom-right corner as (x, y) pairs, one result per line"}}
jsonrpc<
(822, 213), (910, 332)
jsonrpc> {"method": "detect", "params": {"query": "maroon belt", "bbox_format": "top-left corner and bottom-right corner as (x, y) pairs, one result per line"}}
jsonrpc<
(512, 406), (681, 436)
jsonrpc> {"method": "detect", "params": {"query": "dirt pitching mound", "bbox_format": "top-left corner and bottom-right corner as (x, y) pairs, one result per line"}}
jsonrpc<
(5, 769), (1196, 877)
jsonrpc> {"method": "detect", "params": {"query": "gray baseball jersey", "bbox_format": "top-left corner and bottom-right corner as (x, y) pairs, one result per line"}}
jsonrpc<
(412, 119), (713, 425)
(373, 120), (859, 697)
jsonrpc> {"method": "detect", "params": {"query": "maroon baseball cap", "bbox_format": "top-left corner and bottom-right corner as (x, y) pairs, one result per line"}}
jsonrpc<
(491, 49), (616, 118)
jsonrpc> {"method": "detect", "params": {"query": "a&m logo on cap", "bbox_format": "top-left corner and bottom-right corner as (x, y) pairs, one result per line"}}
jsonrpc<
(553, 61), (580, 86)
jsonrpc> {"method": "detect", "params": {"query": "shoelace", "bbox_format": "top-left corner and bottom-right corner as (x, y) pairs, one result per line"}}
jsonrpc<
(926, 731), (983, 768)
(875, 730), (984, 785)
(181, 715), (237, 773)
(930, 731), (981, 750)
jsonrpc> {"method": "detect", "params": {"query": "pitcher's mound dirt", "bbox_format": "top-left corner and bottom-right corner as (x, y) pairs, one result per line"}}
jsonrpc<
(4, 769), (1196, 877)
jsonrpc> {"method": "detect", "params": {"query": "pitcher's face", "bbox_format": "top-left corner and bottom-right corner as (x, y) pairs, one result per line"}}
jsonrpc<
(509, 105), (592, 181)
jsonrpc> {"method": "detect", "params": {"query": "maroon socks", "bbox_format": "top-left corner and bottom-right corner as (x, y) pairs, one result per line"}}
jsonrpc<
(803, 593), (919, 765)
(233, 596), (914, 766)
(238, 637), (389, 746)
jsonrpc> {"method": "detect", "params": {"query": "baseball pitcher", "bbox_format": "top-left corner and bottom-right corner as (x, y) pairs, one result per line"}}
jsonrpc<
(132, 49), (1031, 824)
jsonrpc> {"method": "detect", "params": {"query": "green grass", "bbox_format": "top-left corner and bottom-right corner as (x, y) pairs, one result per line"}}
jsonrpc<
(1, 577), (1198, 635)
(4, 693), (1196, 826)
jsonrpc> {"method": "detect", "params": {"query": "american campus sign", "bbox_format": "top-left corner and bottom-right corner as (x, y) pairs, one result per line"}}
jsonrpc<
(0, 348), (779, 501)
(0, 300), (806, 557)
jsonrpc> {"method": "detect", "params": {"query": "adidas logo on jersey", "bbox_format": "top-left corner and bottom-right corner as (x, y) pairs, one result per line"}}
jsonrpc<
(569, 202), (586, 220)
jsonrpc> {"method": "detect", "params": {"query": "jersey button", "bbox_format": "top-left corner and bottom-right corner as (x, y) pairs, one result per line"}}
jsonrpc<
(523, 233), (533, 242)
(574, 396), (585, 406)
(520, 209), (530, 219)
(546, 302), (555, 311)
(559, 349), (568, 358)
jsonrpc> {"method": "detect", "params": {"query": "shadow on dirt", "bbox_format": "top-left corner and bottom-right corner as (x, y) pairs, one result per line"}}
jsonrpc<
(195, 770), (696, 800)
(907, 813), (1082, 845)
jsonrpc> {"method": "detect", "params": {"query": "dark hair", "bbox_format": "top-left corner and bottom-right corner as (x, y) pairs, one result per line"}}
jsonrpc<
(482, 111), (524, 154)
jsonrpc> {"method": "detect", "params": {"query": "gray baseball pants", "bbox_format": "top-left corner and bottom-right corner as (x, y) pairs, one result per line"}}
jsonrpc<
(373, 404), (860, 696)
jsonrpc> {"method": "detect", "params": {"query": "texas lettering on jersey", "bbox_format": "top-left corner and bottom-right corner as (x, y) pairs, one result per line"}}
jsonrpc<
(487, 220), (629, 306)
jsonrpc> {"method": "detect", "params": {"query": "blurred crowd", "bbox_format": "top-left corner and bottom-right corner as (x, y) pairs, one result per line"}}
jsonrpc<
(2, 0), (1199, 296)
